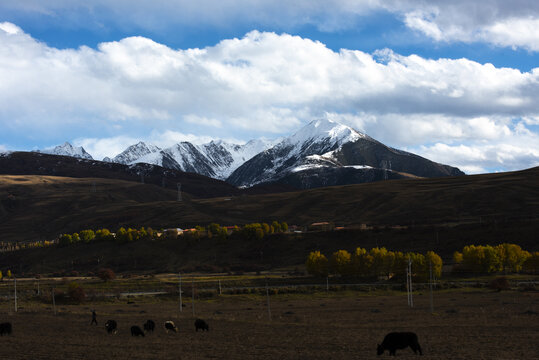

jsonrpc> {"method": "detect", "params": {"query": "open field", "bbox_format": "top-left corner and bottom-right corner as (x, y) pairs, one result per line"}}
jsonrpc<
(0, 289), (537, 359)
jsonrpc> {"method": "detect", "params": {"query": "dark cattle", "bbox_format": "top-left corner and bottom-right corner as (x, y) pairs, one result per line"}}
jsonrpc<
(377, 332), (422, 356)
(131, 325), (145, 337)
(143, 320), (155, 333)
(164, 321), (178, 333)
(105, 320), (117, 334)
(195, 319), (209, 332)
(0, 322), (12, 336)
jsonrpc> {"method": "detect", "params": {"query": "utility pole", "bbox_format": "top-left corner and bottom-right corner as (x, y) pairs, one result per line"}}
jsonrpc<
(429, 260), (434, 313)
(14, 278), (17, 312)
(407, 258), (413, 307)
(52, 288), (57, 315)
(266, 278), (272, 321)
(191, 278), (195, 317)
(178, 273), (182, 313)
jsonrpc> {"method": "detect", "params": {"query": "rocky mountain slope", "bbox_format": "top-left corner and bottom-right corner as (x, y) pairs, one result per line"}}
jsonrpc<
(227, 119), (464, 188)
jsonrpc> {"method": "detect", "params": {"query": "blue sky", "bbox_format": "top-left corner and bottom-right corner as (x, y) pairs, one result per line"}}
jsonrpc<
(0, 1), (538, 174)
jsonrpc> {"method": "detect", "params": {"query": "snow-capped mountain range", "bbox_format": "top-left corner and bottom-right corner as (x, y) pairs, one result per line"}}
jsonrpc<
(103, 138), (278, 180)
(33, 119), (464, 189)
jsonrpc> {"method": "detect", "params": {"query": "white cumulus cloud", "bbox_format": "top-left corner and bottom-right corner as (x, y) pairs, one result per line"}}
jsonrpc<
(1, 23), (539, 172)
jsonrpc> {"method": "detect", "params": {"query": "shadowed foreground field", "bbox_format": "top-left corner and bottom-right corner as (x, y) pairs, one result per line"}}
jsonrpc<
(0, 290), (537, 359)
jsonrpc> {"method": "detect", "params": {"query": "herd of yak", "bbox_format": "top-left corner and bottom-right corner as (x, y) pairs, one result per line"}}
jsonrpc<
(103, 318), (209, 337)
(0, 318), (422, 356)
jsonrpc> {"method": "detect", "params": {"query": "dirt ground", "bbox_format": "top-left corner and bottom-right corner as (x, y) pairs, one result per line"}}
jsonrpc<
(0, 289), (537, 359)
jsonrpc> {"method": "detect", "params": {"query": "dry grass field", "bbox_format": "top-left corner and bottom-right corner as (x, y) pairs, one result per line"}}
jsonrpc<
(0, 289), (537, 359)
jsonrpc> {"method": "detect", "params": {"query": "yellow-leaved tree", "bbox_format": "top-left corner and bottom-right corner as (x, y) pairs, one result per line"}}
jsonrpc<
(330, 250), (352, 276)
(305, 251), (328, 277)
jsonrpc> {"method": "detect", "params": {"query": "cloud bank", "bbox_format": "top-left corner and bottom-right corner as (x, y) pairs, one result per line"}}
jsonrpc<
(2, 1), (539, 51)
(0, 23), (538, 172)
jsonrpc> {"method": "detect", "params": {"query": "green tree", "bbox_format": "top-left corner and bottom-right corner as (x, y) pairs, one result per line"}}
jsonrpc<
(281, 222), (289, 232)
(116, 227), (127, 243)
(271, 221), (281, 233)
(306, 251), (328, 277)
(59, 234), (73, 246)
(95, 228), (113, 241)
(6, 270), (12, 279)
(80, 229), (95, 243)
(0, 270), (3, 281)
(71, 232), (81, 243)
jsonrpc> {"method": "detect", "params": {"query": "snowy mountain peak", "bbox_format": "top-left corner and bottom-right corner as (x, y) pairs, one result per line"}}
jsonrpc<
(288, 118), (365, 147)
(111, 141), (161, 165)
(38, 142), (93, 160)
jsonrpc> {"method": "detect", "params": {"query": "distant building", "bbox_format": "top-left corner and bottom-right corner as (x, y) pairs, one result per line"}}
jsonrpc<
(308, 222), (334, 232)
(164, 228), (184, 236)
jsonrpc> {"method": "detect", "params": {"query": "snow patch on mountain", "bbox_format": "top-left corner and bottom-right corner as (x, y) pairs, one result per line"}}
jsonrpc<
(111, 142), (161, 165)
(227, 118), (368, 186)
(37, 142), (93, 160)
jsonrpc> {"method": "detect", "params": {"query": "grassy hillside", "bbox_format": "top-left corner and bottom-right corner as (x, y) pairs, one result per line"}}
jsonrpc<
(0, 167), (537, 274)
(1, 167), (538, 243)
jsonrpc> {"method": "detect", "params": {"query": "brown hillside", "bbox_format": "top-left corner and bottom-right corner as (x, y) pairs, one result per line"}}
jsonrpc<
(0, 167), (538, 244)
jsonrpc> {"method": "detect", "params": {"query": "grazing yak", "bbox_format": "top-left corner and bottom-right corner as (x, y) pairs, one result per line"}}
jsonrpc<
(0, 322), (12, 336)
(143, 320), (155, 333)
(131, 325), (145, 337)
(377, 332), (422, 356)
(164, 320), (178, 333)
(195, 319), (209, 332)
(105, 320), (117, 334)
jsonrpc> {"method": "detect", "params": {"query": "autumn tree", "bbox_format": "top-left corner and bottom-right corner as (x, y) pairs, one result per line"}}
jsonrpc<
(80, 229), (95, 243)
(306, 251), (328, 277)
(425, 251), (443, 278)
(271, 221), (282, 233)
(523, 252), (539, 273)
(351, 247), (373, 277)
(59, 234), (73, 247)
(330, 250), (352, 276)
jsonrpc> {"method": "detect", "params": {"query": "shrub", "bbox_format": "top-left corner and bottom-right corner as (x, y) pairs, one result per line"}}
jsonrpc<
(97, 268), (116, 281)
(68, 282), (86, 303)
(489, 277), (510, 291)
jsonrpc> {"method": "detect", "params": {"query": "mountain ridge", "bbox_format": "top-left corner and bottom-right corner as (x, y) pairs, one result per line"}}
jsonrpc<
(27, 118), (464, 189)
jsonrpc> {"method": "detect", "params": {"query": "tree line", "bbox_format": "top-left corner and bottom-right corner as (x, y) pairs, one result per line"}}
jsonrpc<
(453, 243), (538, 274)
(57, 221), (289, 246)
(306, 247), (442, 280)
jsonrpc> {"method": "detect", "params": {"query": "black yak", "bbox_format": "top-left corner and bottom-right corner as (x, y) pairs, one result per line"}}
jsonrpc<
(131, 325), (145, 337)
(143, 320), (155, 333)
(0, 322), (12, 336)
(105, 320), (117, 334)
(164, 320), (178, 333)
(377, 332), (422, 356)
(195, 319), (209, 332)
